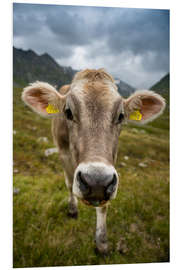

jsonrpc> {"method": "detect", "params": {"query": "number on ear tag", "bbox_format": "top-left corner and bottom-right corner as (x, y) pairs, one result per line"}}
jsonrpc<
(129, 110), (142, 121)
(46, 104), (59, 114)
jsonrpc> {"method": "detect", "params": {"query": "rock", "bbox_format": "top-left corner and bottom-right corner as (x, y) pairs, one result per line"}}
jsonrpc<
(116, 237), (128, 254)
(120, 162), (126, 167)
(38, 137), (48, 143)
(13, 188), (20, 195)
(132, 128), (146, 134)
(124, 156), (129, 160)
(44, 148), (58, 157)
(129, 223), (137, 233)
(138, 162), (147, 168)
(27, 125), (37, 130)
(13, 169), (19, 173)
(132, 128), (139, 133)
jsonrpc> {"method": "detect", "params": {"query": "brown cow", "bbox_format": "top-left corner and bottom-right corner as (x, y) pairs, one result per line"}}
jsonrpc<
(22, 68), (166, 254)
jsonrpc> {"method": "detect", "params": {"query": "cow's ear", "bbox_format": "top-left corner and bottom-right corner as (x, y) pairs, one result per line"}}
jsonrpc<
(22, 81), (66, 117)
(123, 90), (166, 124)
(58, 84), (71, 95)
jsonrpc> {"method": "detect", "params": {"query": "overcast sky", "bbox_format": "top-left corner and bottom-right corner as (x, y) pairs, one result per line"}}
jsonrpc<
(13, 3), (169, 89)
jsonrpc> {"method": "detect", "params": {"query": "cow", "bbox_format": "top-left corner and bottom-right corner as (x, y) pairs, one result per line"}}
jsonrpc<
(22, 68), (166, 254)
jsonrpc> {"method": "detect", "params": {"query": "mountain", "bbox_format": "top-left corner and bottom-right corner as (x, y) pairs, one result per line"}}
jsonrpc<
(147, 73), (169, 130)
(114, 78), (135, 97)
(13, 47), (137, 95)
(150, 73), (169, 104)
(13, 47), (77, 88)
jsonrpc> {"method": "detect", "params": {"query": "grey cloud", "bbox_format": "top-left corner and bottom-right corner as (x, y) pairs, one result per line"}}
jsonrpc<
(13, 3), (169, 88)
(13, 3), (47, 36)
(106, 9), (169, 55)
(45, 9), (88, 46)
(140, 51), (169, 73)
(13, 4), (169, 54)
(13, 29), (74, 60)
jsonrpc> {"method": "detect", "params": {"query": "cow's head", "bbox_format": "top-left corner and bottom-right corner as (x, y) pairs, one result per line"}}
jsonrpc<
(22, 69), (166, 207)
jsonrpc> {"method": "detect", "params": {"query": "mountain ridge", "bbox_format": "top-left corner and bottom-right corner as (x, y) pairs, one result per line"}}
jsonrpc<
(115, 79), (135, 97)
(13, 47), (77, 88)
(13, 47), (169, 101)
(150, 73), (169, 106)
(13, 47), (136, 96)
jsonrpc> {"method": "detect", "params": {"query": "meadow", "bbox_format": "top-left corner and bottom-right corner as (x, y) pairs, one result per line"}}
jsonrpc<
(13, 86), (169, 267)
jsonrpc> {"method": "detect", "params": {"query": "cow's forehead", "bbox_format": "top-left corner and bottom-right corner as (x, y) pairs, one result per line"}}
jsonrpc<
(70, 79), (121, 107)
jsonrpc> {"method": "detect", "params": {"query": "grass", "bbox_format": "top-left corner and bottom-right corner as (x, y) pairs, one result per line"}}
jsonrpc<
(13, 86), (169, 267)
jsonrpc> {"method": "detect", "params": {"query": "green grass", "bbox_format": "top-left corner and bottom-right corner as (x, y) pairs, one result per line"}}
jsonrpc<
(13, 86), (169, 267)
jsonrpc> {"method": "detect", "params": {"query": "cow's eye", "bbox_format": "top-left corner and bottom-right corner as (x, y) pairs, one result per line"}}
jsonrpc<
(65, 108), (73, 121)
(118, 113), (124, 124)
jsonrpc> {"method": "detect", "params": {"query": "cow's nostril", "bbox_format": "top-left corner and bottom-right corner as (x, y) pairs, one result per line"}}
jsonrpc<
(77, 171), (91, 195)
(105, 174), (117, 199)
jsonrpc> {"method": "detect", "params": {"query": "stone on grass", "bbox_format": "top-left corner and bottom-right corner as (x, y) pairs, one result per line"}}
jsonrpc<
(129, 223), (138, 233)
(120, 162), (126, 167)
(44, 148), (58, 157)
(116, 237), (128, 254)
(138, 162), (147, 168)
(13, 188), (20, 195)
(38, 137), (48, 143)
(27, 125), (37, 130)
(140, 129), (146, 134)
(132, 128), (139, 133)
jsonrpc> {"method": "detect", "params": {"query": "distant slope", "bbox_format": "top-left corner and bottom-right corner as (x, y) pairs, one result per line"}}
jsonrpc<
(13, 47), (137, 95)
(146, 73), (170, 130)
(115, 78), (135, 97)
(150, 73), (169, 104)
(13, 47), (77, 88)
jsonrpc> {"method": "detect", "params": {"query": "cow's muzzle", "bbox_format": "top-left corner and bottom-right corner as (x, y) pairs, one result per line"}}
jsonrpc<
(73, 162), (119, 206)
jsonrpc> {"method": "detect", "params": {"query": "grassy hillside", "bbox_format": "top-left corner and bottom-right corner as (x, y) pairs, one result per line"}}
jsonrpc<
(143, 73), (170, 131)
(13, 82), (169, 267)
(150, 73), (169, 103)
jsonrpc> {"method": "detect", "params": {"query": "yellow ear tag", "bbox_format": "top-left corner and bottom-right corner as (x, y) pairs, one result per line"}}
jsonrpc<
(129, 110), (142, 121)
(46, 104), (59, 114)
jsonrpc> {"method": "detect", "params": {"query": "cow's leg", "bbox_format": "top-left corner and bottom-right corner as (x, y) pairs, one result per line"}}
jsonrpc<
(95, 205), (108, 254)
(64, 171), (78, 218)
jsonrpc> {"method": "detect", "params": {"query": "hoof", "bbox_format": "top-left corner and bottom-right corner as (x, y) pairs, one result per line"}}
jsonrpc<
(94, 241), (109, 256)
(67, 211), (78, 219)
(94, 246), (109, 256)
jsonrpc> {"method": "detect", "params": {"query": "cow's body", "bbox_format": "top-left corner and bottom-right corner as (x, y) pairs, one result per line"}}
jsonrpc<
(22, 69), (166, 254)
